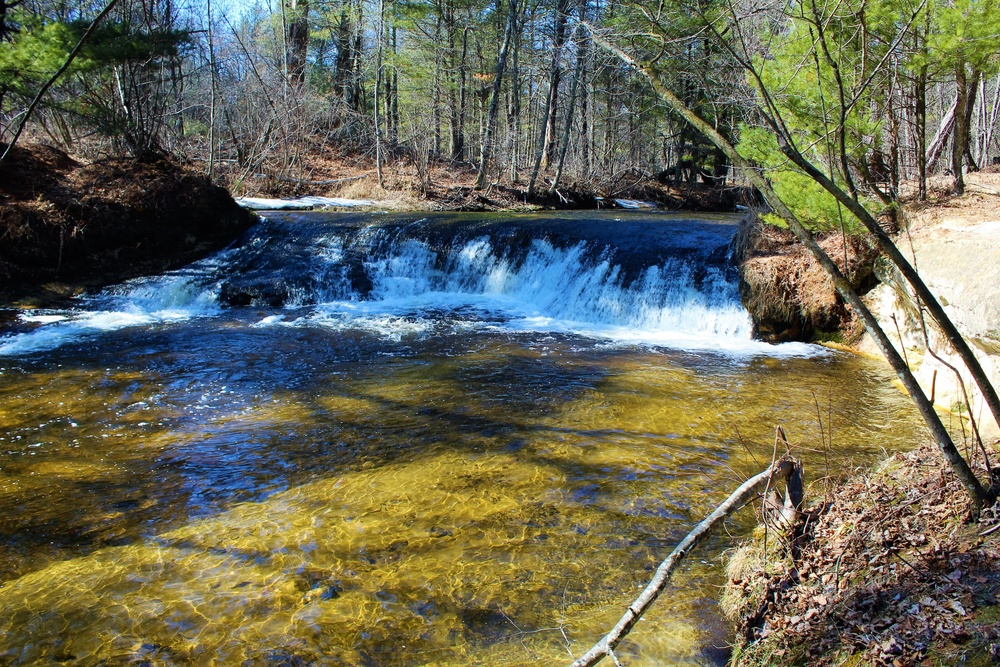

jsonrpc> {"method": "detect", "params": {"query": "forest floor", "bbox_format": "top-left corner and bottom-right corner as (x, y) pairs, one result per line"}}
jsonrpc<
(213, 145), (756, 213)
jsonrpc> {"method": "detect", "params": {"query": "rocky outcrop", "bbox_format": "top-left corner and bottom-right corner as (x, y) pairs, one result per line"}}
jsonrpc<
(860, 217), (1000, 439)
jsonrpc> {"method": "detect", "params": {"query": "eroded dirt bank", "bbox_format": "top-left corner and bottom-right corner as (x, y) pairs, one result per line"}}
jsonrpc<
(737, 174), (1000, 441)
(0, 143), (255, 306)
(734, 217), (881, 343)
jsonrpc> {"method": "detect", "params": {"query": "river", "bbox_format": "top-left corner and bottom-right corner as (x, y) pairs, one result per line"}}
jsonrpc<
(0, 210), (929, 665)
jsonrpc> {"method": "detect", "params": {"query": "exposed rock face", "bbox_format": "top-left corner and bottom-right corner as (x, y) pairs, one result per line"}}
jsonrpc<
(861, 218), (1000, 438)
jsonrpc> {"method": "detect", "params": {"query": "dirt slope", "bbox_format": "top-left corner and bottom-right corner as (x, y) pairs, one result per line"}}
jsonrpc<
(0, 143), (255, 306)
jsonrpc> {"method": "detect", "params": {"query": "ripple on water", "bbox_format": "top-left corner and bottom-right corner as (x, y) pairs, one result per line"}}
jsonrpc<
(0, 449), (727, 665)
(0, 315), (931, 665)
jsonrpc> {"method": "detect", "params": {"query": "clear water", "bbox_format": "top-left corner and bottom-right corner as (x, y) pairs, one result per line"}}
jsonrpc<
(0, 211), (928, 665)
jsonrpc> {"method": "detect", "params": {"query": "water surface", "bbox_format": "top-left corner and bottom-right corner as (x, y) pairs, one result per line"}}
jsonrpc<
(0, 211), (928, 665)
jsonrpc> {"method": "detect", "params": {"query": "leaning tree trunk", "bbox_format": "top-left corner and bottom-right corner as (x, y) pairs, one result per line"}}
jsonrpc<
(588, 29), (991, 516)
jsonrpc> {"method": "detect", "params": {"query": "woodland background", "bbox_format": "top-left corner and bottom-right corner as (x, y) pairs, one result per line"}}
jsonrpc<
(1, 0), (997, 211)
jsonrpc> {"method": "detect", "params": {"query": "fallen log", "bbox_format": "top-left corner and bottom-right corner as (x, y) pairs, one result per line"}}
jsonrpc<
(569, 456), (803, 667)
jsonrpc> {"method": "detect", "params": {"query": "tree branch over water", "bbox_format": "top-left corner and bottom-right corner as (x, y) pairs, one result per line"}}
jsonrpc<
(570, 457), (803, 667)
(585, 23), (991, 515)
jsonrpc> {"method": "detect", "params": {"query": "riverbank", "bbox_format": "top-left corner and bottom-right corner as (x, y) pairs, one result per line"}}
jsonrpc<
(0, 143), (255, 307)
(724, 172), (1000, 666)
(722, 441), (1000, 667)
(737, 172), (1000, 436)
(214, 147), (757, 213)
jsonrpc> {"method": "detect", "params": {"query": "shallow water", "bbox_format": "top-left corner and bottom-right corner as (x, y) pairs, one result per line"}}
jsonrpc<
(0, 211), (929, 665)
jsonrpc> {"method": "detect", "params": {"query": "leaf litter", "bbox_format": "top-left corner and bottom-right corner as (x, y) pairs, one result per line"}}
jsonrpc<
(724, 441), (1000, 666)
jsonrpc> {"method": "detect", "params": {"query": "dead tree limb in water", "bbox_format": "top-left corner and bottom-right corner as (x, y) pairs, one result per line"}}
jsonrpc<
(569, 457), (803, 667)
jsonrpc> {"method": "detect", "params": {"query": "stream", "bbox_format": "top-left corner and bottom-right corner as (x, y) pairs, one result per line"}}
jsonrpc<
(0, 210), (931, 665)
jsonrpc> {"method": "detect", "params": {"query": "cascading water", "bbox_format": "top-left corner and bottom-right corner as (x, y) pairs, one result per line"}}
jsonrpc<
(1, 210), (809, 356)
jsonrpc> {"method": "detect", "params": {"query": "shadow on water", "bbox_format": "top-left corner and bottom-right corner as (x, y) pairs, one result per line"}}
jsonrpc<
(0, 210), (936, 666)
(0, 325), (612, 568)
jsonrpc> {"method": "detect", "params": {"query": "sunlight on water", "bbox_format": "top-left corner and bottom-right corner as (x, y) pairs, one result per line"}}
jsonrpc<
(0, 212), (935, 665)
(0, 333), (929, 666)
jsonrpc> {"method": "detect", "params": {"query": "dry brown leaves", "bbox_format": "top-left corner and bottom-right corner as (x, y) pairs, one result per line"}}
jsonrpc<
(729, 443), (1000, 667)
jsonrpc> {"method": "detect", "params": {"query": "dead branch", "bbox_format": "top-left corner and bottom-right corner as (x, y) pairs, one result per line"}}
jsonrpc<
(569, 457), (803, 667)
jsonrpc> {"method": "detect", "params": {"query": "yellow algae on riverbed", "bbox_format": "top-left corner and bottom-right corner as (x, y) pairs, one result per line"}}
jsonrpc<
(0, 449), (715, 666)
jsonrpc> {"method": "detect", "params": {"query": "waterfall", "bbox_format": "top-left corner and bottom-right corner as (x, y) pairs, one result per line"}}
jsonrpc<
(0, 211), (819, 356)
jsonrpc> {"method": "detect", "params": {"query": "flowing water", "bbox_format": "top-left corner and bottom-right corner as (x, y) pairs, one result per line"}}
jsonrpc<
(0, 211), (929, 665)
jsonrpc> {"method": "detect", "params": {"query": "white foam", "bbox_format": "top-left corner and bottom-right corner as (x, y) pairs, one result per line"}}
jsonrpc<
(0, 264), (222, 357)
(0, 219), (826, 359)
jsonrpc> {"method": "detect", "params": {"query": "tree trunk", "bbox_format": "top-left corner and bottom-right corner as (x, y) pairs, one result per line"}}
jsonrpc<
(539, 0), (571, 171)
(963, 69), (981, 172)
(374, 0), (384, 187)
(548, 24), (584, 194)
(579, 32), (591, 181)
(982, 74), (1000, 167)
(475, 0), (516, 189)
(588, 30), (991, 516)
(333, 8), (353, 104)
(953, 64), (968, 195)
(286, 0), (309, 88)
(207, 0), (217, 178)
(432, 14), (443, 157)
(916, 63), (928, 200)
(507, 10), (522, 183)
(449, 21), (469, 162)
(926, 98), (956, 173)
